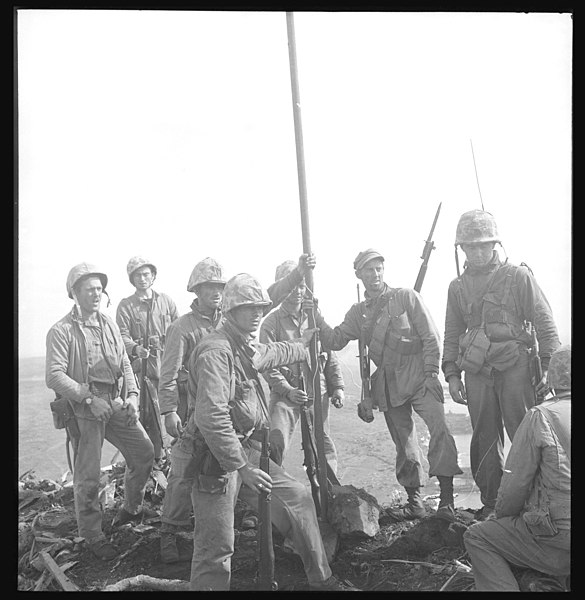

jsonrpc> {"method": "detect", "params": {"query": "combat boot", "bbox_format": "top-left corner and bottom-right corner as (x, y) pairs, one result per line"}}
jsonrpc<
(435, 475), (456, 522)
(387, 487), (426, 522)
(160, 530), (180, 564)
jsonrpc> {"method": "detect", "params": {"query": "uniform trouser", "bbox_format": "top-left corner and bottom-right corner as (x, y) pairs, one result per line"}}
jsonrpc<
(74, 398), (154, 541)
(464, 349), (535, 508)
(161, 437), (197, 529)
(190, 443), (332, 590)
(463, 516), (570, 591)
(382, 388), (462, 489)
(269, 391), (338, 473)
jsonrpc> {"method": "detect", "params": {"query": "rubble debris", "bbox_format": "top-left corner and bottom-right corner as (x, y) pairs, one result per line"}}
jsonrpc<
(103, 575), (189, 591)
(39, 550), (80, 591)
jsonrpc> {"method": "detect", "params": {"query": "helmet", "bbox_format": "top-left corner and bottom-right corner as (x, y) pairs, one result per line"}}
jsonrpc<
(66, 263), (108, 299)
(126, 256), (157, 283)
(548, 344), (571, 390)
(354, 249), (384, 272)
(222, 273), (272, 315)
(455, 210), (500, 246)
(187, 257), (226, 293)
(274, 260), (297, 282)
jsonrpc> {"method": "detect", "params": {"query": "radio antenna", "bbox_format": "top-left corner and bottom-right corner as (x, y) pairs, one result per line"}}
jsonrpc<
(470, 139), (485, 211)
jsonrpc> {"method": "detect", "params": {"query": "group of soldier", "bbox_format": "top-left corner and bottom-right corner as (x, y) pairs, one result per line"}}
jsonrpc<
(45, 208), (570, 592)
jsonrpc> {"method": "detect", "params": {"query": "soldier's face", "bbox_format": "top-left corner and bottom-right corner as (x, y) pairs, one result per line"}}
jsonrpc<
(75, 277), (103, 315)
(196, 282), (224, 311)
(358, 259), (384, 293)
(284, 281), (306, 309)
(461, 242), (496, 268)
(231, 305), (265, 334)
(132, 266), (154, 290)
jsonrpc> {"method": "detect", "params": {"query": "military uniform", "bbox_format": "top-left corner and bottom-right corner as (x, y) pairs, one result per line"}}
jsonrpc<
(464, 345), (571, 591)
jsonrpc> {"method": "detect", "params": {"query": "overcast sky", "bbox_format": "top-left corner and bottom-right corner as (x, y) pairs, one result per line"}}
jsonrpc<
(17, 10), (572, 360)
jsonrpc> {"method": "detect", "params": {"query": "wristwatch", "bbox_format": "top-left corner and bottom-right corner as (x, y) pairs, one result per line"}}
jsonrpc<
(85, 396), (93, 405)
(427, 372), (438, 379)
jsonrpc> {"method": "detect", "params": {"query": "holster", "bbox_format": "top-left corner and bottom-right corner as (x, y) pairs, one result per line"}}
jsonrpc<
(49, 396), (80, 441)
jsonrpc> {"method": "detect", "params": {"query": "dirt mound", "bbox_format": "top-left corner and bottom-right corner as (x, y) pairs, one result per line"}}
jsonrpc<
(17, 462), (567, 592)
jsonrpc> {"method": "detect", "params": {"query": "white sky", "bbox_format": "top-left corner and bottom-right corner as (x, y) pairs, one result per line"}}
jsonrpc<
(17, 10), (572, 359)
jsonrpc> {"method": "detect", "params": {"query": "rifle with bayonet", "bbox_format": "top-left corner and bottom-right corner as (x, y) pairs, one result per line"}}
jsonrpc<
(256, 426), (278, 591)
(414, 202), (442, 293)
(356, 285), (374, 423)
(139, 299), (164, 451)
(525, 320), (545, 403)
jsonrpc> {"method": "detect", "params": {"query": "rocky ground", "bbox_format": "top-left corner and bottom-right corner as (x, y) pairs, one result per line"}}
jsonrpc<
(17, 458), (567, 592)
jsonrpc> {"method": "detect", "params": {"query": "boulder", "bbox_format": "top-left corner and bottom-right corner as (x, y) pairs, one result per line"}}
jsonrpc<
(327, 485), (380, 538)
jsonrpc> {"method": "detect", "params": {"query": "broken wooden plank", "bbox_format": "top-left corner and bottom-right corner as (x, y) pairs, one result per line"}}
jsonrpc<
(103, 575), (189, 591)
(39, 550), (80, 591)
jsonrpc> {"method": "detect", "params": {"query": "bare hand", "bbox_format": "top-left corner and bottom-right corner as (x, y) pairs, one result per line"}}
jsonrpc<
(287, 388), (309, 405)
(135, 344), (150, 359)
(331, 389), (344, 408)
(425, 376), (444, 403)
(300, 327), (319, 346)
(239, 464), (273, 495)
(447, 376), (467, 405)
(88, 396), (113, 422)
(165, 412), (183, 438)
(123, 401), (139, 426)
(357, 402), (374, 423)
(301, 297), (318, 312)
(297, 253), (317, 276)
(535, 370), (550, 397)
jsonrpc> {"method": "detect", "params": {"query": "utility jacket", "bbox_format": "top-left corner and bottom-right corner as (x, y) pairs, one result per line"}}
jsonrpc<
(116, 290), (178, 381)
(259, 304), (344, 399)
(46, 307), (137, 420)
(442, 254), (560, 381)
(158, 299), (221, 416)
(185, 319), (310, 472)
(157, 267), (306, 416)
(319, 284), (441, 410)
(496, 395), (571, 530)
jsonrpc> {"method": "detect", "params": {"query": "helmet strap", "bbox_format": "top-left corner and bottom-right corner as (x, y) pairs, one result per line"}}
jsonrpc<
(454, 246), (461, 277)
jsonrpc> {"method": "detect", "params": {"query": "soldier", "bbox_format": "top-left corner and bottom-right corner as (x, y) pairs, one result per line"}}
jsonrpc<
(46, 263), (155, 560)
(157, 254), (317, 563)
(463, 344), (571, 591)
(259, 260), (344, 472)
(116, 257), (179, 460)
(316, 249), (462, 522)
(442, 210), (560, 520)
(186, 273), (356, 591)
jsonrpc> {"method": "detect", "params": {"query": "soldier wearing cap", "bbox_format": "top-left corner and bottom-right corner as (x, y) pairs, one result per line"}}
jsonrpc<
(185, 273), (356, 591)
(116, 257), (179, 460)
(316, 249), (462, 522)
(45, 263), (155, 560)
(157, 254), (317, 563)
(259, 259), (344, 472)
(463, 344), (571, 591)
(442, 210), (560, 520)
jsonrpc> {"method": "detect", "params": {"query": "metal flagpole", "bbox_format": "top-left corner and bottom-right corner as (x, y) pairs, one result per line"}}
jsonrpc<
(285, 11), (330, 518)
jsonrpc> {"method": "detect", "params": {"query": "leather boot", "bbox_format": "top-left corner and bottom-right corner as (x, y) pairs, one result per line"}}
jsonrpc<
(435, 476), (456, 522)
(160, 525), (180, 563)
(387, 487), (426, 521)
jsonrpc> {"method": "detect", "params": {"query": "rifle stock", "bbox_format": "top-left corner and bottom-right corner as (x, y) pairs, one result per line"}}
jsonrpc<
(257, 426), (278, 591)
(357, 285), (374, 423)
(526, 321), (545, 403)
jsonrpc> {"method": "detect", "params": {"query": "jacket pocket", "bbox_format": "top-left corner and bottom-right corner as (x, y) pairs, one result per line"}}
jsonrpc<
(229, 379), (259, 436)
(394, 356), (425, 403)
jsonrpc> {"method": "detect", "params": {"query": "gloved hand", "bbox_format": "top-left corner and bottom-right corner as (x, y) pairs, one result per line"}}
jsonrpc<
(357, 402), (374, 423)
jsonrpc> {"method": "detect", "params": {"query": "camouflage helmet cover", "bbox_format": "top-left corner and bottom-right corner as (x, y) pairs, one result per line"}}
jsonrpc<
(187, 257), (226, 293)
(222, 273), (272, 315)
(548, 344), (571, 390)
(66, 263), (108, 299)
(455, 210), (500, 246)
(274, 260), (298, 282)
(127, 256), (157, 283)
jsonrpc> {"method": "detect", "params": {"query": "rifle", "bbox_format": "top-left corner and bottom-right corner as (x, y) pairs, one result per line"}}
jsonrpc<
(256, 426), (278, 591)
(525, 320), (545, 403)
(356, 285), (374, 423)
(139, 298), (164, 451)
(414, 202), (442, 293)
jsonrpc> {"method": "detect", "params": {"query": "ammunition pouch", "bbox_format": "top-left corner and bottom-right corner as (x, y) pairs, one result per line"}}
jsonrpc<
(457, 327), (491, 374)
(523, 508), (558, 538)
(196, 445), (229, 495)
(49, 397), (80, 441)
